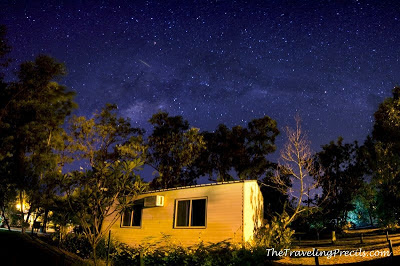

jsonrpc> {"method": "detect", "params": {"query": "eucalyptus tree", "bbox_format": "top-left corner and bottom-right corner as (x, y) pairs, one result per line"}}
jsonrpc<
(147, 111), (205, 189)
(0, 54), (76, 231)
(313, 137), (365, 228)
(62, 104), (147, 264)
(369, 87), (400, 224)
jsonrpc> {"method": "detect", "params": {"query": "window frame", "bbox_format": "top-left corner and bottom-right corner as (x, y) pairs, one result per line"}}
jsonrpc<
(120, 204), (143, 228)
(174, 197), (207, 229)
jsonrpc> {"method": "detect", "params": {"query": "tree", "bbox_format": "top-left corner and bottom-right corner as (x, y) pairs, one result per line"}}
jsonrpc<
(63, 162), (146, 264)
(368, 87), (400, 224)
(62, 105), (147, 264)
(372, 87), (400, 144)
(147, 111), (205, 189)
(261, 170), (290, 220)
(195, 124), (237, 182)
(0, 175), (15, 230)
(271, 115), (318, 228)
(348, 182), (377, 227)
(48, 195), (79, 243)
(187, 116), (283, 216)
(0, 26), (15, 230)
(191, 115), (279, 182)
(313, 137), (365, 229)
(0, 55), (76, 231)
(234, 115), (279, 180)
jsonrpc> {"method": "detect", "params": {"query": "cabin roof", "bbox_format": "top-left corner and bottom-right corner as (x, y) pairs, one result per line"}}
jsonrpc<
(143, 180), (258, 194)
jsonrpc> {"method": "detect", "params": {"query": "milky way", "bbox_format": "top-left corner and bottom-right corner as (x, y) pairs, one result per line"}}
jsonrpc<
(1, 0), (400, 152)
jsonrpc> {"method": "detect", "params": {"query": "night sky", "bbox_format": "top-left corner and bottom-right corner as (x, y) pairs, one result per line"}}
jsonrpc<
(1, 0), (400, 153)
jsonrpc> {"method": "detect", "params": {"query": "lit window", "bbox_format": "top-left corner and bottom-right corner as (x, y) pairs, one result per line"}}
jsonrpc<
(121, 205), (142, 227)
(175, 198), (207, 228)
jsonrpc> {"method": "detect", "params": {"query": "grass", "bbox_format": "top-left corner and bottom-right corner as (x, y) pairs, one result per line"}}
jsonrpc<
(0, 229), (87, 265)
(275, 228), (400, 265)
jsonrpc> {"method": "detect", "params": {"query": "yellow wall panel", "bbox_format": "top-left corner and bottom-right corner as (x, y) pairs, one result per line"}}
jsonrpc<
(103, 181), (262, 247)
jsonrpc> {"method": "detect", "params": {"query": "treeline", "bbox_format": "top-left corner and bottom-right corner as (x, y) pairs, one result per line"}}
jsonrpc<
(2, 24), (400, 258)
(0, 26), (286, 260)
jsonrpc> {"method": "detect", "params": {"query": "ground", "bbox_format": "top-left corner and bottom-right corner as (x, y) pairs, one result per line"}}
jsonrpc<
(275, 228), (400, 265)
(0, 229), (86, 265)
(2, 227), (400, 265)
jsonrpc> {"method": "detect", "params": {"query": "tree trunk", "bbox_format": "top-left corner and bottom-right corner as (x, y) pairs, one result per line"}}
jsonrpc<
(368, 211), (374, 227)
(92, 243), (97, 266)
(42, 208), (49, 233)
(31, 215), (39, 235)
(1, 206), (11, 230)
(24, 206), (32, 224)
(16, 144), (26, 233)
(19, 190), (25, 233)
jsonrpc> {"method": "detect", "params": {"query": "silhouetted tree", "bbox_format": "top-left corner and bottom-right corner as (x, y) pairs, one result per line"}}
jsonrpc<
(313, 137), (365, 228)
(147, 111), (205, 189)
(368, 87), (400, 225)
(0, 25), (13, 229)
(192, 115), (279, 182)
(0, 54), (76, 231)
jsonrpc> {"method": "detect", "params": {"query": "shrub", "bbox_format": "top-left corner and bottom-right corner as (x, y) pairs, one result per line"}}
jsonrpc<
(108, 238), (274, 266)
(52, 232), (277, 265)
(385, 222), (399, 232)
(253, 212), (294, 252)
(60, 233), (92, 259)
(55, 232), (113, 260)
(110, 241), (140, 266)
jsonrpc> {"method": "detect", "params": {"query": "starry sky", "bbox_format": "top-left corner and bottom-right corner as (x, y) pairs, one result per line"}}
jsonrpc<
(1, 0), (400, 153)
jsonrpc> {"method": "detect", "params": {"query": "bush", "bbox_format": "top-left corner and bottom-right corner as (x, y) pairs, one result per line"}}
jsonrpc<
(51, 231), (279, 265)
(253, 212), (294, 252)
(108, 238), (274, 266)
(110, 241), (140, 266)
(385, 222), (399, 232)
(60, 233), (93, 259)
(54, 232), (113, 260)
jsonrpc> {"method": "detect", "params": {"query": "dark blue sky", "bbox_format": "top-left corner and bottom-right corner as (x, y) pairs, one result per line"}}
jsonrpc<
(1, 0), (400, 153)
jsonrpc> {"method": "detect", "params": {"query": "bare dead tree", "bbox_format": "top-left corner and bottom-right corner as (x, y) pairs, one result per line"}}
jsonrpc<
(271, 115), (320, 228)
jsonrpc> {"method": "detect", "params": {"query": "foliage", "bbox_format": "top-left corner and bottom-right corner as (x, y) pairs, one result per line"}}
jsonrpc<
(372, 87), (400, 144)
(308, 213), (326, 234)
(260, 173), (290, 220)
(110, 241), (140, 265)
(147, 111), (206, 189)
(45, 232), (109, 260)
(234, 116), (279, 180)
(191, 116), (279, 182)
(253, 212), (294, 251)
(0, 181), (16, 229)
(0, 53), (77, 231)
(61, 104), (148, 263)
(194, 124), (236, 182)
(60, 233), (93, 259)
(107, 238), (275, 266)
(313, 137), (366, 229)
(52, 233), (276, 266)
(66, 104), (144, 165)
(368, 87), (400, 225)
(348, 182), (377, 227)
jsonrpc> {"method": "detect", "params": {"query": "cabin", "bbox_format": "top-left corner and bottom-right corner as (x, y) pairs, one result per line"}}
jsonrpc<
(102, 180), (263, 247)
